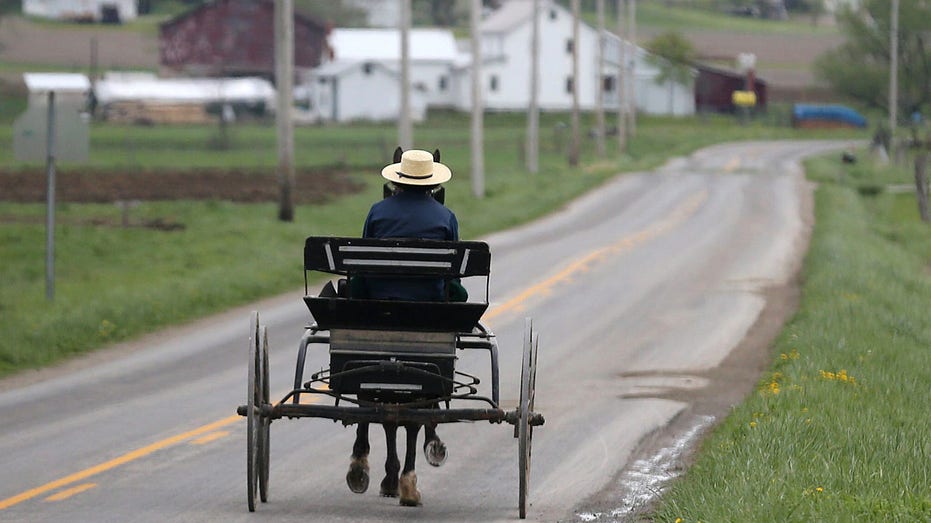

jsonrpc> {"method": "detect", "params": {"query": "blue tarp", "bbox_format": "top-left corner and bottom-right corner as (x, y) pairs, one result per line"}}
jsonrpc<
(792, 104), (867, 128)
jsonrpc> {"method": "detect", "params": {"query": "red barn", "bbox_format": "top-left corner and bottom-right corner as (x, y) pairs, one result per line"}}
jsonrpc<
(159, 0), (329, 79)
(694, 64), (768, 113)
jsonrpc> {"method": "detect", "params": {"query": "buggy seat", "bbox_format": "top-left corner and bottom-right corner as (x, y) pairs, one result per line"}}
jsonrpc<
(302, 236), (492, 398)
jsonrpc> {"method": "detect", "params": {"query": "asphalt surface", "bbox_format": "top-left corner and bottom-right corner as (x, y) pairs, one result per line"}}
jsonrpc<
(0, 140), (857, 522)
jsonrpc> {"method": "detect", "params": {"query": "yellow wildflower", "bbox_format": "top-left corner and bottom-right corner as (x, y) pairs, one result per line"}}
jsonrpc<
(98, 319), (116, 337)
(769, 381), (781, 395)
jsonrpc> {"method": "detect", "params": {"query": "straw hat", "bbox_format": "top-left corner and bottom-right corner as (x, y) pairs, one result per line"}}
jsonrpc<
(381, 149), (452, 186)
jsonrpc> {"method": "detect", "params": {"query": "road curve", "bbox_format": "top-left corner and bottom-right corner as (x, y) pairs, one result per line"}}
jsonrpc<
(0, 140), (857, 522)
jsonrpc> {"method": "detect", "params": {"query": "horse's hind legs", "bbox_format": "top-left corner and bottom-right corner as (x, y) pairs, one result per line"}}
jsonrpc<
(346, 423), (370, 494)
(423, 423), (447, 467)
(379, 423), (401, 497)
(399, 424), (422, 506)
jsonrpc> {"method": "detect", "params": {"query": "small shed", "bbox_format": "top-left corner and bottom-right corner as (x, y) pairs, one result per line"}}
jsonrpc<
(694, 64), (768, 113)
(159, 0), (329, 79)
(14, 73), (90, 162)
(303, 60), (426, 123)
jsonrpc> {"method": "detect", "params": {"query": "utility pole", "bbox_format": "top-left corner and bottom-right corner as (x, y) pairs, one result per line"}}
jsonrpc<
(275, 0), (295, 222)
(616, 0), (627, 153)
(470, 0), (484, 197)
(526, 0), (540, 173)
(569, 0), (580, 167)
(595, 0), (606, 158)
(45, 91), (57, 301)
(889, 0), (899, 160)
(627, 0), (637, 137)
(398, 0), (413, 150)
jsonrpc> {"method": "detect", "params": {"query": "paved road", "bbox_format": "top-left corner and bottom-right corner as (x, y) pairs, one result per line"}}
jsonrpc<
(0, 140), (856, 522)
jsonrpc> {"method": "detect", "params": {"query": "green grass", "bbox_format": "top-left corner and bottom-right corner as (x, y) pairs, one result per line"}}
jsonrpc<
(582, 1), (839, 36)
(652, 152), (931, 522)
(0, 111), (866, 376)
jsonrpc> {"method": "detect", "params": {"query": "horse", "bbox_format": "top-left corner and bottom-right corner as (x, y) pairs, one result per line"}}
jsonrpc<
(345, 401), (448, 506)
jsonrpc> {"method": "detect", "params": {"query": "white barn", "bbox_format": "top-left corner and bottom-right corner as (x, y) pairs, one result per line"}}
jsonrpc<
(326, 28), (460, 109)
(22, 0), (138, 22)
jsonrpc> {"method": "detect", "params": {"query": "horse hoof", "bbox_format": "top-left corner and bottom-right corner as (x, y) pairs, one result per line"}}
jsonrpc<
(424, 438), (447, 467)
(379, 475), (399, 497)
(346, 457), (369, 494)
(399, 471), (422, 507)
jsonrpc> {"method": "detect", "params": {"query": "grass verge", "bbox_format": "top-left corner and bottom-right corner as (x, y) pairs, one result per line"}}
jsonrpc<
(652, 152), (931, 521)
(0, 112), (863, 377)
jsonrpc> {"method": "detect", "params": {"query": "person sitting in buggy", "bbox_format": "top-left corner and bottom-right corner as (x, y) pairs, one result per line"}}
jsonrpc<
(345, 147), (466, 506)
(350, 148), (467, 303)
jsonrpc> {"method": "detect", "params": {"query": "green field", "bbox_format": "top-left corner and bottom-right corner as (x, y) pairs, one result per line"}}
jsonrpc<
(597, 1), (839, 36)
(0, 111), (863, 376)
(652, 151), (931, 521)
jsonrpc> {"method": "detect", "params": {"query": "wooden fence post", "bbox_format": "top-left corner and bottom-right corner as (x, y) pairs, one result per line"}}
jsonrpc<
(916, 153), (929, 222)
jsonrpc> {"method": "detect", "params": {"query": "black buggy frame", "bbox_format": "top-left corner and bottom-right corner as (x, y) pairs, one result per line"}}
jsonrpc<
(237, 236), (543, 518)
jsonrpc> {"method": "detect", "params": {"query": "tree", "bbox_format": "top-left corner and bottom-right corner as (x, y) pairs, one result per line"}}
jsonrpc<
(815, 0), (931, 118)
(412, 0), (461, 26)
(292, 0), (367, 27)
(645, 31), (696, 113)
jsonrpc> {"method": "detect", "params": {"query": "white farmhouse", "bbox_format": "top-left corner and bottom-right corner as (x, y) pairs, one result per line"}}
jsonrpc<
(22, 0), (138, 22)
(457, 0), (693, 115)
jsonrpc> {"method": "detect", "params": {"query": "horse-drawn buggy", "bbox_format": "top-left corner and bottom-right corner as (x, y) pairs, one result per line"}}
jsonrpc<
(237, 235), (544, 518)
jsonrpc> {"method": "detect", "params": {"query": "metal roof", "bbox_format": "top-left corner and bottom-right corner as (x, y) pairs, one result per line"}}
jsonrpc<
(329, 28), (460, 62)
(23, 73), (91, 93)
(94, 74), (275, 104)
(481, 0), (539, 33)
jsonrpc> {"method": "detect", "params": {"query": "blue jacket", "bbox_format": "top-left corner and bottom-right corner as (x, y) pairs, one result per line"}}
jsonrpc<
(361, 190), (460, 301)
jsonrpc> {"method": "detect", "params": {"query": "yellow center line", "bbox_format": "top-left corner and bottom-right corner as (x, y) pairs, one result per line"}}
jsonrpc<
(1, 190), (707, 512)
(484, 190), (707, 323)
(0, 415), (239, 510)
(190, 430), (230, 445)
(44, 483), (97, 502)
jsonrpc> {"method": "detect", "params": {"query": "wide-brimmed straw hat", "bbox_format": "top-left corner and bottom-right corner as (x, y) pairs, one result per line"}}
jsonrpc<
(381, 149), (452, 186)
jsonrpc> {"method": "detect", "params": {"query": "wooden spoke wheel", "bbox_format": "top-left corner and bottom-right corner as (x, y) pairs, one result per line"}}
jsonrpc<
(518, 317), (539, 519)
(246, 312), (271, 511)
(258, 325), (271, 503)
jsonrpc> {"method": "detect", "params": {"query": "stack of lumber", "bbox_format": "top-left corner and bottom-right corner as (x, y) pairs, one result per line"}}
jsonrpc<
(103, 102), (215, 125)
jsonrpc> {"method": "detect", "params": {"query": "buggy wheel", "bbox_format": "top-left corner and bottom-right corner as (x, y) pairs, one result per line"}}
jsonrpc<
(518, 318), (538, 519)
(246, 312), (260, 512)
(258, 325), (271, 503)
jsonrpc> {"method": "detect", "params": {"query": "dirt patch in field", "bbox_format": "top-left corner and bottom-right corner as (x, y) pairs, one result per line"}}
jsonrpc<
(0, 167), (364, 205)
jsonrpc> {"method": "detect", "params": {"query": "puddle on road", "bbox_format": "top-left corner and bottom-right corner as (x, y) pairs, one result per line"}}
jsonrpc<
(575, 415), (716, 522)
